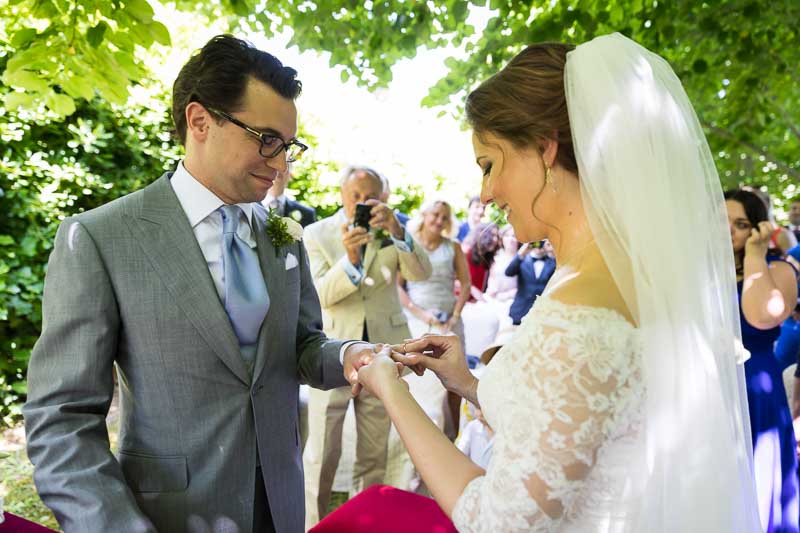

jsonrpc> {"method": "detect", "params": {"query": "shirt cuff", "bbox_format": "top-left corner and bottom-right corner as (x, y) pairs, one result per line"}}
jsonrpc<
(392, 229), (414, 253)
(340, 341), (370, 365)
(340, 256), (364, 285)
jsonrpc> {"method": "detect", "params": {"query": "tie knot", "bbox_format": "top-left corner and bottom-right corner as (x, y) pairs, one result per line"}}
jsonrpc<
(220, 205), (241, 235)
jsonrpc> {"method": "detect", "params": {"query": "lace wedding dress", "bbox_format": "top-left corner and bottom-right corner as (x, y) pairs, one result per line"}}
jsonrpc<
(452, 271), (644, 532)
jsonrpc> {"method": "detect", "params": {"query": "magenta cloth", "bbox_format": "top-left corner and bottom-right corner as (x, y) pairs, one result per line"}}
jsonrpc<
(0, 513), (57, 532)
(309, 485), (458, 533)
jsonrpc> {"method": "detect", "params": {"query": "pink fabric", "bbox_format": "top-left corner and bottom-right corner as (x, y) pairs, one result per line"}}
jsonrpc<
(310, 485), (458, 533)
(0, 513), (58, 532)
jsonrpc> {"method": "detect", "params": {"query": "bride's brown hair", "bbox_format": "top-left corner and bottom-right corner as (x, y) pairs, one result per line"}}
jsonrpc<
(465, 42), (578, 175)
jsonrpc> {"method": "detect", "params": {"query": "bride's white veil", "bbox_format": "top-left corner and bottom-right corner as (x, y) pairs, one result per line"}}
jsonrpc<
(564, 33), (759, 531)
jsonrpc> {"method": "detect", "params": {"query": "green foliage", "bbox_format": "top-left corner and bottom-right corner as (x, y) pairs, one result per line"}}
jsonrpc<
(0, 447), (59, 530)
(1, 0), (170, 118)
(0, 42), (181, 424)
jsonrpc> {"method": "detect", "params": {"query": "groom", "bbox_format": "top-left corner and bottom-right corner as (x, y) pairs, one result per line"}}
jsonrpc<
(23, 35), (376, 533)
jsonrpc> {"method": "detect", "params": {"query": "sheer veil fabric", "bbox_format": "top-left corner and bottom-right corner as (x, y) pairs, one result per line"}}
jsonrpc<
(564, 34), (759, 530)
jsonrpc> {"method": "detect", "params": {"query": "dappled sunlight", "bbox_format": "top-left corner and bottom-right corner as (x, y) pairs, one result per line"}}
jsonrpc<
(766, 289), (787, 318)
(67, 221), (80, 252)
(752, 427), (782, 531)
(742, 271), (764, 292)
(380, 266), (392, 284)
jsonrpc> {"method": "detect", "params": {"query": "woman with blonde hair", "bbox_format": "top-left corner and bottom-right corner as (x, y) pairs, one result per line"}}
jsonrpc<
(384, 198), (471, 491)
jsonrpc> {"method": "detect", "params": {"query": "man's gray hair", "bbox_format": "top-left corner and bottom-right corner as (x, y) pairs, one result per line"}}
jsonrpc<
(339, 165), (386, 190)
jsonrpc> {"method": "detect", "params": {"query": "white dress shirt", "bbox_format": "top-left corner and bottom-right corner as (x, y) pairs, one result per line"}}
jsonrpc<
(170, 161), (257, 303)
(263, 193), (286, 215)
(532, 257), (546, 279)
(170, 161), (362, 364)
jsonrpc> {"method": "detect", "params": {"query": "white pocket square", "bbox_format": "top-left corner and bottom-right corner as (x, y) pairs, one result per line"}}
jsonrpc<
(285, 252), (299, 270)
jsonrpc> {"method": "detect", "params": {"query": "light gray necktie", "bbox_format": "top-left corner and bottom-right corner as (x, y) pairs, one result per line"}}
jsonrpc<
(219, 205), (269, 366)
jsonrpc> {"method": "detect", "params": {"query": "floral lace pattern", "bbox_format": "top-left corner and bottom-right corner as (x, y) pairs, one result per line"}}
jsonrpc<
(452, 296), (643, 532)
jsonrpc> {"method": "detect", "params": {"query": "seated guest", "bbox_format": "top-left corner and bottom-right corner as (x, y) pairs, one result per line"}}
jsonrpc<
(456, 403), (493, 470)
(505, 241), (556, 325)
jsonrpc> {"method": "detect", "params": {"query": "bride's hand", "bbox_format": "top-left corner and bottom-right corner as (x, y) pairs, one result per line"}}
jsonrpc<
(356, 345), (407, 400)
(390, 335), (475, 399)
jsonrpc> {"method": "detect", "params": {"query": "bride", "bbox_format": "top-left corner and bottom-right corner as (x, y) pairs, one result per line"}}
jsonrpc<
(320, 33), (760, 532)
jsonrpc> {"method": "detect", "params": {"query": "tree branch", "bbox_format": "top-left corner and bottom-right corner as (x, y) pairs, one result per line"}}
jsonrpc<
(705, 123), (800, 180)
(769, 96), (800, 143)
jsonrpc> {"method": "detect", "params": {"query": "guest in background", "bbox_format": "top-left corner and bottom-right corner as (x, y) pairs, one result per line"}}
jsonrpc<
(789, 197), (800, 242)
(380, 172), (410, 228)
(387, 199), (471, 490)
(302, 165), (431, 527)
(456, 196), (484, 242)
(725, 188), (799, 532)
(262, 168), (317, 227)
(462, 223), (500, 302)
(456, 402), (493, 471)
(484, 225), (518, 327)
(543, 239), (555, 260)
(506, 241), (556, 325)
(744, 186), (798, 257)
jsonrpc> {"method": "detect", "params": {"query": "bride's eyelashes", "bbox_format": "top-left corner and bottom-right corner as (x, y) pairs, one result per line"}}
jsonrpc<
(482, 163), (492, 176)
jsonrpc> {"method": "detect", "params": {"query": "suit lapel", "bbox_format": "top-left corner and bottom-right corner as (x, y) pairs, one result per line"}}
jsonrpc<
(129, 175), (250, 385)
(251, 206), (282, 381)
(362, 238), (381, 276)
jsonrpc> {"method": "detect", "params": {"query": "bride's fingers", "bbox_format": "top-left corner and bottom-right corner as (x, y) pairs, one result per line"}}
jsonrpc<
(390, 351), (423, 366)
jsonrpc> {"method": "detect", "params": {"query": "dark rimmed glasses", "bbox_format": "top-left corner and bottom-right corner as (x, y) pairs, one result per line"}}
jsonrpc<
(205, 106), (308, 162)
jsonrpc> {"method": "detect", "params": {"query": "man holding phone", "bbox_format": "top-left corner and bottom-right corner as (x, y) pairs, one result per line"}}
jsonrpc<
(302, 166), (432, 528)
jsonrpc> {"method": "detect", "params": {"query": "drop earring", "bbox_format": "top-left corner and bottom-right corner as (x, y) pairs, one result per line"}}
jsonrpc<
(545, 165), (557, 192)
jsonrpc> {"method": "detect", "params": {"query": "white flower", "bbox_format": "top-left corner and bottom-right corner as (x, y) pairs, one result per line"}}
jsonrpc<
(283, 217), (304, 241)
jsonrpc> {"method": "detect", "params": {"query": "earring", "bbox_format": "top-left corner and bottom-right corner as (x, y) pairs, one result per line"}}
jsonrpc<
(545, 166), (557, 192)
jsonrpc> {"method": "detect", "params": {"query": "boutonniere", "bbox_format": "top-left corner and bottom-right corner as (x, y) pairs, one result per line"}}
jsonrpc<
(373, 228), (394, 248)
(266, 209), (303, 255)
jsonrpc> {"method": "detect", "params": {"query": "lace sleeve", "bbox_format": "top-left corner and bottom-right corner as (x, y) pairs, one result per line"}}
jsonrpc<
(451, 306), (640, 532)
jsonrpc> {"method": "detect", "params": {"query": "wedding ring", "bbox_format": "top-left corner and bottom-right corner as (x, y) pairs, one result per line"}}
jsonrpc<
(402, 342), (408, 354)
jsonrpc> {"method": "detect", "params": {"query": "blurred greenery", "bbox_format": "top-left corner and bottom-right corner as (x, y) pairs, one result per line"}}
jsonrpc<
(0, 446), (60, 530)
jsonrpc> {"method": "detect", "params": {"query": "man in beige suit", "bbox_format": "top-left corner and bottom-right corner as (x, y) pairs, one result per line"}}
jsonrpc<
(302, 166), (431, 526)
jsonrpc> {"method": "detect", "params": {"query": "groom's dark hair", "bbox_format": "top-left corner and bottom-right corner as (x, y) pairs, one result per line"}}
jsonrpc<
(172, 34), (302, 145)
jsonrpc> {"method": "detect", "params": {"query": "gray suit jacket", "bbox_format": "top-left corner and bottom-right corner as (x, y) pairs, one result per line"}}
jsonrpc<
(23, 174), (347, 533)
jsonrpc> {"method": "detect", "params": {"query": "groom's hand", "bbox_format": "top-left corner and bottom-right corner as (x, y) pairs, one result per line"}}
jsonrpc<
(343, 342), (379, 397)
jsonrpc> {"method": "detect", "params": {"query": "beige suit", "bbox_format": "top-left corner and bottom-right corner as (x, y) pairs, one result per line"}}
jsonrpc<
(302, 210), (431, 526)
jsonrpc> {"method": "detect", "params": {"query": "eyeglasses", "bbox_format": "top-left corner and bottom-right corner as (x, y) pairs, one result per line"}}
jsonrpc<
(205, 106), (308, 162)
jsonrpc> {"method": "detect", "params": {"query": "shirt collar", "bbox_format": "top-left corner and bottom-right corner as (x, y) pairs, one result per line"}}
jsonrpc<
(171, 161), (255, 228)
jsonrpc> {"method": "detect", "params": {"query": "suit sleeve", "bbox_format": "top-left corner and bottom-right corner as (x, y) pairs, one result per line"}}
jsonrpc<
(23, 219), (156, 533)
(304, 225), (362, 308)
(397, 233), (432, 282)
(294, 239), (348, 389)
(505, 255), (523, 276)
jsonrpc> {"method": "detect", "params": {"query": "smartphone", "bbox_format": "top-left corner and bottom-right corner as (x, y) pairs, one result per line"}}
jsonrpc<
(354, 203), (372, 231)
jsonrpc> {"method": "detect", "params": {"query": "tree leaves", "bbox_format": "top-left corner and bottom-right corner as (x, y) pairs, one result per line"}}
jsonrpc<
(87, 21), (109, 48)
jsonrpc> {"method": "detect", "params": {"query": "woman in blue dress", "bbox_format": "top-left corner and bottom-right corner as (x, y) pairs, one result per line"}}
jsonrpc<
(726, 189), (800, 532)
